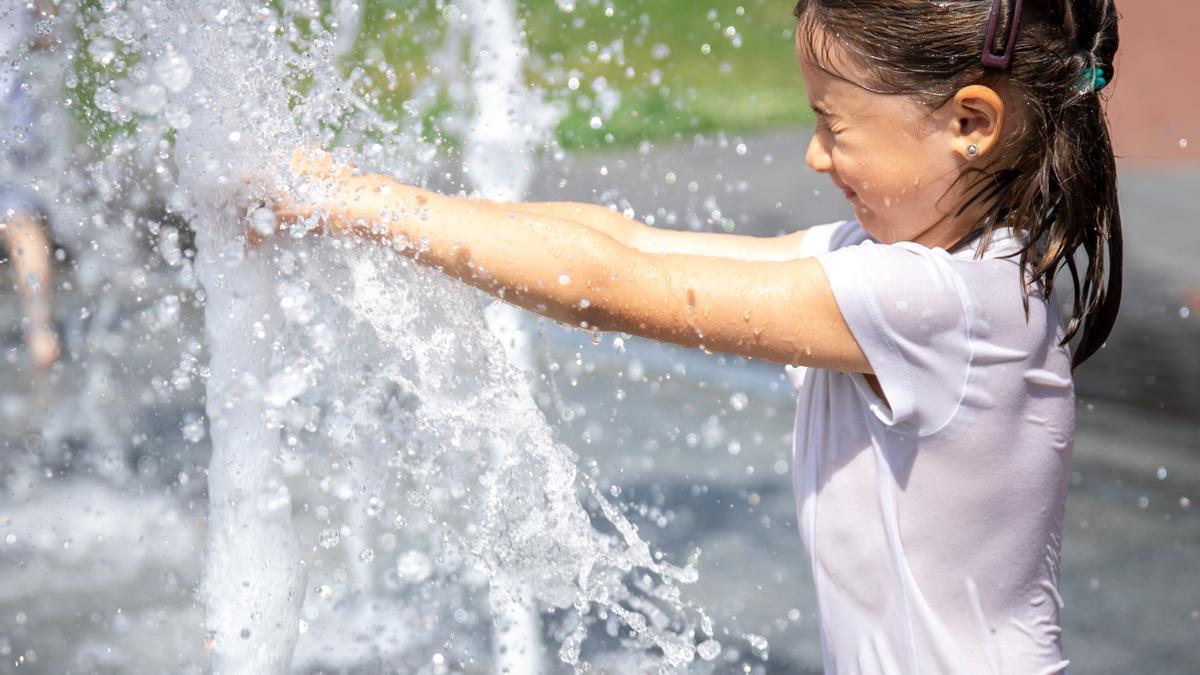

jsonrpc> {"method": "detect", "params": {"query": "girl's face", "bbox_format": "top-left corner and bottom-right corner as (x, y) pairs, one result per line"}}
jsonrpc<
(797, 35), (984, 247)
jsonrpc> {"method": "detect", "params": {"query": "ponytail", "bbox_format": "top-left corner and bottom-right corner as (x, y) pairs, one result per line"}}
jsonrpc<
(1006, 0), (1122, 368)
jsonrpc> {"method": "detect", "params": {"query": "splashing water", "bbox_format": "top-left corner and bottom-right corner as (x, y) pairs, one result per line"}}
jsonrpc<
(83, 1), (712, 671)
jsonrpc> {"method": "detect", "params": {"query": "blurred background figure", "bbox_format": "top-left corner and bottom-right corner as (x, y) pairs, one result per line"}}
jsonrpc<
(1, 0), (61, 372)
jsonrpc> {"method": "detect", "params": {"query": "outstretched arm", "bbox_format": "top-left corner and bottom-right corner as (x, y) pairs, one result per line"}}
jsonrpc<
(1, 214), (60, 369)
(274, 151), (867, 372)
(497, 201), (809, 261)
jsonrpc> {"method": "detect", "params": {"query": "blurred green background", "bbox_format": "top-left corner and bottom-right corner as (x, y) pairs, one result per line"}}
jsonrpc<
(68, 0), (810, 150)
(332, 0), (809, 149)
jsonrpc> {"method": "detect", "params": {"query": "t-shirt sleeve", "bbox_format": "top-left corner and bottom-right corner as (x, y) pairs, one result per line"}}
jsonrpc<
(816, 240), (972, 435)
(796, 220), (863, 259)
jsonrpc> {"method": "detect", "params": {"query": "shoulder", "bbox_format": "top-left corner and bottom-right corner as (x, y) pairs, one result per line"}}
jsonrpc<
(798, 220), (869, 258)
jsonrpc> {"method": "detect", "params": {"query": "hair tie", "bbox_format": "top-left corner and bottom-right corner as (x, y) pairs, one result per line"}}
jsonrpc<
(1077, 65), (1110, 94)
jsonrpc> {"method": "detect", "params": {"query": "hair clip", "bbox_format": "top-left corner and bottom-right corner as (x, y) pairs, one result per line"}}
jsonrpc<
(1076, 65), (1110, 95)
(982, 0), (1025, 70)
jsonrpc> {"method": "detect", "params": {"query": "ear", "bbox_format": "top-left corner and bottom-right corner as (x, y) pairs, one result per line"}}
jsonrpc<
(947, 85), (1005, 160)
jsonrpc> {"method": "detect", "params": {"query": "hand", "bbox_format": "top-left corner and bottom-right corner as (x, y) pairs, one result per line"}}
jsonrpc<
(239, 148), (341, 247)
(27, 326), (59, 370)
(245, 147), (400, 248)
(276, 148), (385, 237)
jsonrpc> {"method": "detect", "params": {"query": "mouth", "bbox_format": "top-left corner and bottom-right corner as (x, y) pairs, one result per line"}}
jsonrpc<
(837, 184), (856, 200)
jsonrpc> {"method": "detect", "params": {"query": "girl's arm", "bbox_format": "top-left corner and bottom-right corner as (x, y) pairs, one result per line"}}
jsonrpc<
(274, 151), (868, 372)
(495, 201), (810, 261)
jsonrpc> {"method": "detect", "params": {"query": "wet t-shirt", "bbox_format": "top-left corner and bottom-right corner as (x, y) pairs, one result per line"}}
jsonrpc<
(787, 221), (1074, 675)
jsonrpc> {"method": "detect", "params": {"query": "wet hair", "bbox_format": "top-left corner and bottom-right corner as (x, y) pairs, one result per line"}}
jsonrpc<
(793, 0), (1122, 370)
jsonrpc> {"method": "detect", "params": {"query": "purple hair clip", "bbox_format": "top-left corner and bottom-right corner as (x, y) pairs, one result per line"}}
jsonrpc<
(982, 0), (1024, 69)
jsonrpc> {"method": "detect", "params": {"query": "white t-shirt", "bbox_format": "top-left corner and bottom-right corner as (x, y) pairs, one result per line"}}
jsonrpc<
(788, 221), (1074, 675)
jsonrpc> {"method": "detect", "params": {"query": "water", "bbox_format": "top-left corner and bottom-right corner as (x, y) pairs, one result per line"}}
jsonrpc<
(35, 1), (715, 671)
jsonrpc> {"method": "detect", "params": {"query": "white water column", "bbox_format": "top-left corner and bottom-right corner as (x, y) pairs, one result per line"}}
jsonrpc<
(199, 241), (306, 675)
(461, 0), (548, 673)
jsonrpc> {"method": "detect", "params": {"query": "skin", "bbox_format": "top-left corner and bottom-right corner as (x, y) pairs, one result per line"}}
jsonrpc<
(1, 214), (60, 370)
(266, 28), (1009, 378)
(799, 31), (1008, 247)
(0, 2), (64, 371)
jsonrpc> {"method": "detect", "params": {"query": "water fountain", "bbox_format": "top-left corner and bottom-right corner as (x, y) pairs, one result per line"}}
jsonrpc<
(50, 1), (718, 671)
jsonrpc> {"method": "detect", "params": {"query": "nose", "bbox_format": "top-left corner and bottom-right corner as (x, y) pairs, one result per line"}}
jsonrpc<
(806, 131), (833, 174)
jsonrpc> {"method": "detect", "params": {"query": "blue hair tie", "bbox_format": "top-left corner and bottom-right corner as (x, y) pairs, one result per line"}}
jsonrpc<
(1077, 65), (1110, 94)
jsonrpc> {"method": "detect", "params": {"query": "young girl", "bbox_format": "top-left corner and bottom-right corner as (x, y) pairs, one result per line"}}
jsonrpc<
(269, 1), (1122, 672)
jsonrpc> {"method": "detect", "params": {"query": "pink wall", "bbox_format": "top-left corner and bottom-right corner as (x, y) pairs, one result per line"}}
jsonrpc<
(1107, 1), (1200, 165)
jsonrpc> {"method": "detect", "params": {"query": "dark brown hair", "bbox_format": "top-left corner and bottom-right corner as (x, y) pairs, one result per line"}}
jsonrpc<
(793, 0), (1122, 369)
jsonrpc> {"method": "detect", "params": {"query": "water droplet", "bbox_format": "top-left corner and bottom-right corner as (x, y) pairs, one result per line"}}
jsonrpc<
(1181, 307), (1191, 320)
(441, 4), (461, 22)
(178, 415), (205, 441)
(249, 207), (277, 236)
(318, 528), (341, 549)
(746, 633), (769, 654)
(557, 273), (571, 285)
(697, 640), (721, 660)
(154, 54), (194, 92)
(1137, 496), (1150, 509)
(1181, 138), (1190, 149)
(359, 548), (375, 563)
(728, 392), (749, 411)
(396, 550), (433, 583)
(589, 116), (602, 130)
(1157, 466), (1168, 480)
(132, 84), (167, 115)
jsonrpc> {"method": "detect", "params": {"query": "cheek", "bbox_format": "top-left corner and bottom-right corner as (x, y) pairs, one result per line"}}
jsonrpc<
(864, 154), (941, 207)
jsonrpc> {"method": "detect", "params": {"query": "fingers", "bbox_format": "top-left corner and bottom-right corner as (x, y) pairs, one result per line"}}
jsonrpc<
(290, 146), (358, 180)
(242, 145), (356, 249)
(28, 329), (60, 370)
(242, 193), (321, 249)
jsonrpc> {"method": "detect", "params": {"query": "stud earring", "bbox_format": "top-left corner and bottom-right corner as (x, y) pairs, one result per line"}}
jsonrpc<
(966, 143), (980, 159)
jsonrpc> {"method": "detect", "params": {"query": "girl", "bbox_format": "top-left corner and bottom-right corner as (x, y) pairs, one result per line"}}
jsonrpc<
(270, 1), (1122, 672)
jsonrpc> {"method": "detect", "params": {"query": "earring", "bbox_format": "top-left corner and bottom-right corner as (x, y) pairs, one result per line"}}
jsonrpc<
(966, 143), (980, 159)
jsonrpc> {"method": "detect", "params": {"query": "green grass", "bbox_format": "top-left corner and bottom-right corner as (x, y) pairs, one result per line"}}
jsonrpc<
(69, 0), (812, 152)
(349, 0), (812, 150)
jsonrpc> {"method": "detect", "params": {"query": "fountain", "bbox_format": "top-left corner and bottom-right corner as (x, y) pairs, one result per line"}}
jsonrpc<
(45, 1), (718, 672)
